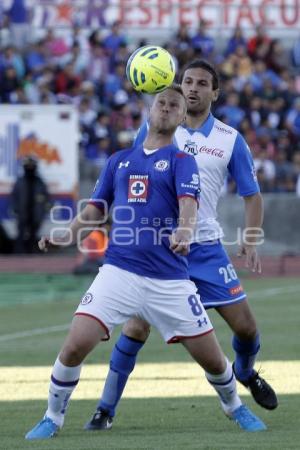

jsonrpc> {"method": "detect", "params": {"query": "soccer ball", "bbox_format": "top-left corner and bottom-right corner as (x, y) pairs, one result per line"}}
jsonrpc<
(126, 45), (176, 94)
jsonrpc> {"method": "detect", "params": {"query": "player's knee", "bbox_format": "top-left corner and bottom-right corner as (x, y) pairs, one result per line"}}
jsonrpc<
(234, 319), (258, 341)
(236, 327), (257, 341)
(231, 305), (258, 340)
(59, 342), (88, 366)
(123, 318), (150, 342)
(205, 356), (227, 375)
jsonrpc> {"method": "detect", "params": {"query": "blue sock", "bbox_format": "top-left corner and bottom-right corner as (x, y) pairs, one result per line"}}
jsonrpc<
(232, 334), (260, 382)
(98, 333), (144, 417)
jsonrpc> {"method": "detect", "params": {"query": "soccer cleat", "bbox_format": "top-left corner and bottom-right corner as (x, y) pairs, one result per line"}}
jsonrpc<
(25, 416), (59, 440)
(84, 409), (113, 431)
(229, 405), (267, 432)
(233, 365), (278, 410)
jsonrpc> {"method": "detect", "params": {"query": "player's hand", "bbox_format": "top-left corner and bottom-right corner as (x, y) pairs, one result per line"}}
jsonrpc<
(237, 245), (262, 273)
(169, 230), (191, 256)
(38, 236), (53, 252)
(38, 235), (69, 252)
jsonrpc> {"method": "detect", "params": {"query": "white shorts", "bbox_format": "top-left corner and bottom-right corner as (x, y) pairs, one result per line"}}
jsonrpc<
(75, 264), (213, 343)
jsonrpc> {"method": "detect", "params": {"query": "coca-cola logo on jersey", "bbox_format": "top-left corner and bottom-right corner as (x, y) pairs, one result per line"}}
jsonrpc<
(199, 146), (224, 158)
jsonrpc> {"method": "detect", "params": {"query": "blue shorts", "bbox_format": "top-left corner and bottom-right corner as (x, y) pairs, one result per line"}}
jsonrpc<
(187, 241), (247, 309)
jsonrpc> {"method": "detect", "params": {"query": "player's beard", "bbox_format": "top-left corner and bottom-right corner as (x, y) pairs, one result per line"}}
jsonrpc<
(187, 101), (208, 116)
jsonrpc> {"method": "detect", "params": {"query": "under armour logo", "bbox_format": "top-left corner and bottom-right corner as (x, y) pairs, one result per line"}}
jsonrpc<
(118, 161), (130, 168)
(197, 318), (208, 327)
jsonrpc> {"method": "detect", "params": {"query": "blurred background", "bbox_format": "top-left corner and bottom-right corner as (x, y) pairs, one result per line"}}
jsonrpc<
(0, 0), (300, 272)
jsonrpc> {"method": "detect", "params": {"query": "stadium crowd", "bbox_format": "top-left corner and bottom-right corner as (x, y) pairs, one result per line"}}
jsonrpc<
(1, 6), (300, 194)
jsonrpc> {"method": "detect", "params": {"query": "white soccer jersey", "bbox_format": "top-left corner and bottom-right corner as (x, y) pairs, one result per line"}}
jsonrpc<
(134, 114), (260, 242)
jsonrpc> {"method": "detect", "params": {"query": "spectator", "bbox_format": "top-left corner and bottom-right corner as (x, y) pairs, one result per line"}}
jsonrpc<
(103, 62), (127, 105)
(247, 24), (270, 61)
(103, 20), (127, 54)
(26, 40), (48, 77)
(84, 136), (112, 178)
(277, 131), (294, 160)
(291, 34), (300, 70)
(86, 43), (109, 86)
(265, 97), (285, 131)
(11, 156), (51, 253)
(216, 92), (245, 128)
(78, 97), (97, 129)
(0, 66), (20, 102)
(4, 0), (30, 49)
(111, 42), (130, 69)
(266, 39), (289, 74)
(66, 24), (90, 53)
(54, 62), (81, 95)
(0, 45), (25, 78)
(67, 42), (89, 76)
(225, 46), (253, 91)
(254, 127), (276, 159)
(246, 96), (265, 129)
(190, 19), (215, 59)
(77, 81), (99, 112)
(285, 97), (300, 138)
(224, 26), (247, 57)
(254, 149), (276, 192)
(274, 150), (295, 192)
(234, 45), (253, 78)
(174, 22), (191, 52)
(110, 91), (133, 132)
(92, 111), (114, 144)
(23, 72), (40, 103)
(239, 82), (255, 109)
(45, 28), (69, 65)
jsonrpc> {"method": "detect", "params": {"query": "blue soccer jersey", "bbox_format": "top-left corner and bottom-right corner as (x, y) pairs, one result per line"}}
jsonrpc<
(90, 144), (200, 279)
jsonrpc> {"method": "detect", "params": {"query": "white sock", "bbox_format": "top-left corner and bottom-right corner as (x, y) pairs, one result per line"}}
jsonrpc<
(45, 357), (82, 427)
(205, 358), (242, 415)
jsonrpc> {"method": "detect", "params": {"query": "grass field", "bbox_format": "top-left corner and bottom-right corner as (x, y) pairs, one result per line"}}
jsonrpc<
(0, 273), (300, 450)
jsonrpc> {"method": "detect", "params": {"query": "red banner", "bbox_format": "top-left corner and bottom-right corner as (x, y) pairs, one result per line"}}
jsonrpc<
(27, 0), (300, 30)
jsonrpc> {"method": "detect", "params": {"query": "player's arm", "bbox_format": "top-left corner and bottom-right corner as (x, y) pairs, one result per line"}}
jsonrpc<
(39, 155), (115, 252)
(228, 133), (263, 273)
(239, 192), (263, 273)
(170, 153), (200, 256)
(38, 204), (104, 251)
(169, 196), (198, 255)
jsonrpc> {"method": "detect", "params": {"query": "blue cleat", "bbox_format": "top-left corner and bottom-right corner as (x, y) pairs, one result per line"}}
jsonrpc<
(25, 416), (59, 440)
(229, 405), (267, 432)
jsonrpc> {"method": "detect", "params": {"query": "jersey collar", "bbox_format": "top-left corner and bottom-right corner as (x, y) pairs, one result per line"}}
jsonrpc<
(181, 113), (215, 137)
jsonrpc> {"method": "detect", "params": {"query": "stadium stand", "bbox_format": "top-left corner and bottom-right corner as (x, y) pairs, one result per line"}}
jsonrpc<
(1, 11), (300, 193)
